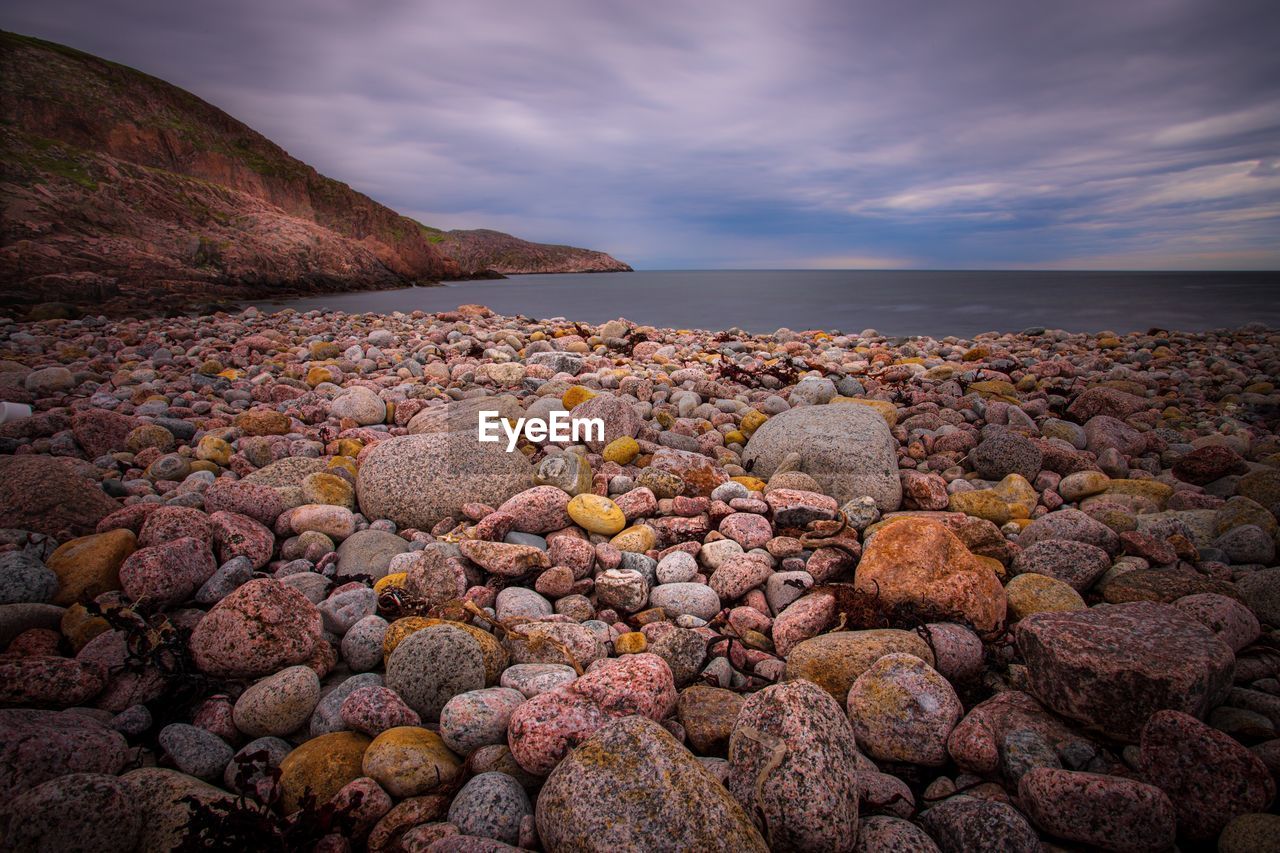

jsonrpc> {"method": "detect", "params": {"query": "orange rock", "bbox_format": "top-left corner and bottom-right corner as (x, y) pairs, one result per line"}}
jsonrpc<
(855, 517), (1006, 634)
(46, 528), (136, 605)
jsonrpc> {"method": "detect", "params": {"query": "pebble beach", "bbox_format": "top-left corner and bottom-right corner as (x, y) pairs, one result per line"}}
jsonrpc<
(0, 304), (1278, 851)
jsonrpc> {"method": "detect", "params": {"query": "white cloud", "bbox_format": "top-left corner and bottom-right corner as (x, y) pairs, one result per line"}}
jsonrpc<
(1150, 102), (1280, 147)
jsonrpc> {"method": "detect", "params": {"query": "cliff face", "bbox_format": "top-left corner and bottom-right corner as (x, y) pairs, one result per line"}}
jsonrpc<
(433, 229), (632, 275)
(0, 32), (628, 315)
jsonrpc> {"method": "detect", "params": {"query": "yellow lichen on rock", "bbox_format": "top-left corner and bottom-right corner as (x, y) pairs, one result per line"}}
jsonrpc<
(567, 494), (627, 535)
(278, 731), (371, 813)
(362, 727), (461, 798)
(382, 617), (508, 684)
(46, 528), (136, 605)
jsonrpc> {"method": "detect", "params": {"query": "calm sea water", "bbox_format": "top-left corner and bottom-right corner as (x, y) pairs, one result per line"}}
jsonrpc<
(253, 270), (1280, 338)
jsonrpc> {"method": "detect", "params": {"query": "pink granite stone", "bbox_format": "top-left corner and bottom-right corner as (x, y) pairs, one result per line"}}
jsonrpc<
(189, 578), (322, 678)
(209, 510), (275, 569)
(727, 679), (861, 851)
(119, 536), (217, 608)
(496, 486), (573, 535)
(1018, 768), (1176, 852)
(718, 513), (773, 550)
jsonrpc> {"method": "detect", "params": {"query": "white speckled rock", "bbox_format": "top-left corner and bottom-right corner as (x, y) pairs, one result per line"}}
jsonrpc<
(650, 582), (722, 621)
(357, 433), (532, 531)
(232, 665), (321, 738)
(743, 403), (901, 511)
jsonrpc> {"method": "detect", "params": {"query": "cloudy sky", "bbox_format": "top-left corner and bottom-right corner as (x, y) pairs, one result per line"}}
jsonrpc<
(4, 0), (1279, 268)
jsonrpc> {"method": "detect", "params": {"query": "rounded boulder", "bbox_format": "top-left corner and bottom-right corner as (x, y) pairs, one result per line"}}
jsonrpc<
(357, 433), (532, 531)
(742, 403), (901, 511)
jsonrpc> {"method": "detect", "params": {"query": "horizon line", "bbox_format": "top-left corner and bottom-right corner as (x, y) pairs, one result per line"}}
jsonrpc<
(591, 267), (1280, 273)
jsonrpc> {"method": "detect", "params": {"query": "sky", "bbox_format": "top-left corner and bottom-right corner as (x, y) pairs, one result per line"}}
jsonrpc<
(3, 0), (1279, 269)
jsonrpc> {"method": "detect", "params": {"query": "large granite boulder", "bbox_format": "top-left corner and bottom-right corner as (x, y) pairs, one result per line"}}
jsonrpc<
(727, 679), (862, 851)
(0, 709), (128, 791)
(0, 455), (117, 537)
(189, 579), (323, 678)
(742, 403), (901, 511)
(537, 715), (767, 852)
(357, 433), (532, 530)
(1138, 709), (1276, 842)
(1016, 601), (1235, 741)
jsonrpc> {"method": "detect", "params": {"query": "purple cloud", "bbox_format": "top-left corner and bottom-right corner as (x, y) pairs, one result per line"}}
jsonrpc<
(3, 0), (1278, 267)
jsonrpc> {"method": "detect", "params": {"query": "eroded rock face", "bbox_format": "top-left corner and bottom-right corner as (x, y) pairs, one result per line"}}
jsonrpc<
(537, 716), (767, 853)
(1016, 601), (1235, 741)
(434, 228), (631, 276)
(0, 35), (632, 316)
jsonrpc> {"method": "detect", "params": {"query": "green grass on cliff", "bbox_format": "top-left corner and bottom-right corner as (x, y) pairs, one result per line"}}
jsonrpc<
(1, 132), (99, 190)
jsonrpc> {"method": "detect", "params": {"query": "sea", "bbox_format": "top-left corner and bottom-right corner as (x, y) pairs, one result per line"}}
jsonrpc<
(252, 269), (1280, 339)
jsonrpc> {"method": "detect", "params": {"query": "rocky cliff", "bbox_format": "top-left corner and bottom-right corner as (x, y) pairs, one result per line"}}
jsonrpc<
(432, 228), (631, 275)
(0, 31), (628, 316)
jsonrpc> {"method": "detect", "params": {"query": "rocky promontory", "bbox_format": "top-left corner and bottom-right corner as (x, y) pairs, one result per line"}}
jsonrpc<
(0, 306), (1277, 851)
(431, 229), (632, 276)
(0, 32), (628, 318)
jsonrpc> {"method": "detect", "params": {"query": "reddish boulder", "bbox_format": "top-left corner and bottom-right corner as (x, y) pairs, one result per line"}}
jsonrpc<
(901, 470), (950, 511)
(137, 506), (213, 548)
(569, 394), (640, 452)
(920, 797), (1040, 853)
(209, 510), (275, 569)
(202, 478), (287, 527)
(1018, 767), (1176, 852)
(1016, 601), (1235, 741)
(1173, 445), (1248, 485)
(727, 679), (862, 851)
(507, 653), (676, 775)
(1066, 387), (1148, 422)
(1139, 710), (1276, 842)
(496, 486), (572, 534)
(648, 447), (729, 498)
(855, 518), (1006, 634)
(1016, 508), (1120, 555)
(0, 656), (104, 707)
(0, 709), (128, 789)
(0, 456), (117, 537)
(718, 513), (773, 550)
(189, 578), (323, 678)
(70, 408), (140, 458)
(947, 690), (1120, 779)
(119, 536), (217, 608)
(458, 540), (550, 577)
